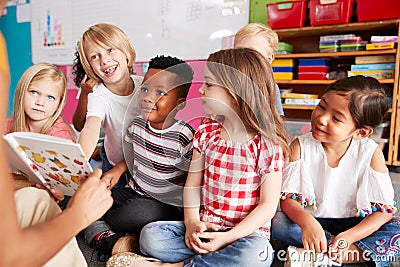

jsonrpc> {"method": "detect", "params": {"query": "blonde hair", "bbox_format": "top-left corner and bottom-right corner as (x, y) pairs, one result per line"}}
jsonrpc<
(78, 23), (136, 83)
(207, 48), (289, 158)
(11, 63), (67, 134)
(234, 23), (279, 54)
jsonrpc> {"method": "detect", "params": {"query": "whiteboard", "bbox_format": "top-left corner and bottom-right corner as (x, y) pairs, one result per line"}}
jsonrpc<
(31, 0), (249, 64)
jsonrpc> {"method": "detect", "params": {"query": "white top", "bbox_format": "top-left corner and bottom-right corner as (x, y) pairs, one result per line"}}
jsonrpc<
(282, 132), (395, 218)
(86, 75), (143, 166)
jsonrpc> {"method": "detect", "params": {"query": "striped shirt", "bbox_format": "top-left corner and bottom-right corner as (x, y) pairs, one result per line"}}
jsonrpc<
(124, 117), (194, 206)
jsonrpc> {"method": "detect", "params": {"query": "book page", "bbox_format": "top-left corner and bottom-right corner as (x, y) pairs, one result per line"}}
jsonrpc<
(4, 132), (92, 196)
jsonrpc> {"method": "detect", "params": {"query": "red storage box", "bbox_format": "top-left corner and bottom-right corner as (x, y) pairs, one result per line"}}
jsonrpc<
(298, 72), (328, 80)
(267, 0), (308, 29)
(358, 0), (400, 22)
(309, 0), (353, 26)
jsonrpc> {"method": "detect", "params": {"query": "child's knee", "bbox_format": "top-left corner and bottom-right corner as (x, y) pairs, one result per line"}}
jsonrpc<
(139, 222), (168, 254)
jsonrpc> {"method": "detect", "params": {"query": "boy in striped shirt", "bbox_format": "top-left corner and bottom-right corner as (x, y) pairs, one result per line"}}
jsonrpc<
(85, 55), (194, 261)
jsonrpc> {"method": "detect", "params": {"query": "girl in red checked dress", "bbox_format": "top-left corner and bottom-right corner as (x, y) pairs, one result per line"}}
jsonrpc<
(107, 48), (289, 267)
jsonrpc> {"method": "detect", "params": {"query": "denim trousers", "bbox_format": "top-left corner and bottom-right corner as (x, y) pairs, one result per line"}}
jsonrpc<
(140, 221), (274, 267)
(271, 211), (400, 267)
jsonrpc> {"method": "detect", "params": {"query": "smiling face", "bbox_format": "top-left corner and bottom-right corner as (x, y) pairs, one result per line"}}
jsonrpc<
(83, 39), (130, 89)
(23, 77), (63, 129)
(311, 90), (359, 144)
(138, 68), (184, 130)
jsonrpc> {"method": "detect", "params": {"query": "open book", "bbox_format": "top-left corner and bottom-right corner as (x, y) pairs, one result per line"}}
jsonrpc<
(4, 132), (92, 196)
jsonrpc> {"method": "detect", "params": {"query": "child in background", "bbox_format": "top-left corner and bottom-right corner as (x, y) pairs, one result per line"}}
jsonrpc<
(71, 47), (96, 132)
(113, 48), (290, 267)
(272, 76), (399, 266)
(85, 55), (195, 261)
(77, 23), (143, 188)
(71, 47), (103, 168)
(234, 22), (284, 116)
(4, 63), (76, 142)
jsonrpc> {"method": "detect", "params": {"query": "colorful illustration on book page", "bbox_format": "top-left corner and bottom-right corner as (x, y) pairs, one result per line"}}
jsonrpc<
(22, 146), (91, 195)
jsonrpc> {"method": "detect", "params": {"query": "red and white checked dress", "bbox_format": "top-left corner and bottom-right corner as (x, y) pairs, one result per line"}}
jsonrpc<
(193, 120), (284, 239)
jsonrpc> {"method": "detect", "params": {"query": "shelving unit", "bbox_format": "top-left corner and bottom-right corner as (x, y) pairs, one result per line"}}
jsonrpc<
(274, 19), (400, 165)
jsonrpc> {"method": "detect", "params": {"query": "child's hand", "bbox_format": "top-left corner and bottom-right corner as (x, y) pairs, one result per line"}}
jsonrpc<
(35, 183), (65, 203)
(301, 218), (328, 253)
(91, 146), (102, 161)
(67, 169), (113, 228)
(80, 75), (96, 95)
(185, 220), (219, 252)
(196, 229), (233, 253)
(328, 234), (351, 264)
(101, 168), (121, 189)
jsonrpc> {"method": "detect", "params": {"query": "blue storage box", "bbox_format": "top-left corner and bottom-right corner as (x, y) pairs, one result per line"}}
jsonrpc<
(272, 66), (294, 72)
(299, 58), (329, 66)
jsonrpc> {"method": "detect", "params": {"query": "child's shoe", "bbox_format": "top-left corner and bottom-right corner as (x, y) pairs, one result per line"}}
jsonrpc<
(111, 233), (140, 255)
(91, 230), (124, 262)
(106, 252), (160, 267)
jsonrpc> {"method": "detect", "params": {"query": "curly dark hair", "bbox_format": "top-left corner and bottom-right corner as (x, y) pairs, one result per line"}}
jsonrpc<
(72, 48), (86, 88)
(148, 55), (194, 98)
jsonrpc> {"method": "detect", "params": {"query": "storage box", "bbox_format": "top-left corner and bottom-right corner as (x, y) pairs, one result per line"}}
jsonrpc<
(284, 119), (312, 142)
(273, 66), (294, 72)
(298, 58), (329, 66)
(267, 0), (308, 29)
(357, 0), (400, 22)
(309, 0), (353, 26)
(272, 59), (295, 66)
(298, 66), (329, 72)
(274, 72), (294, 80)
(277, 42), (294, 54)
(298, 72), (327, 80)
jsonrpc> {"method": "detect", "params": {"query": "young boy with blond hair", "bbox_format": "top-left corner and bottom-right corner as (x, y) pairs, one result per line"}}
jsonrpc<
(234, 22), (284, 116)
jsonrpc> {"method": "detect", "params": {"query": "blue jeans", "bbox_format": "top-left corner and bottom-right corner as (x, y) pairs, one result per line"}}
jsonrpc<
(271, 211), (400, 267)
(140, 221), (274, 267)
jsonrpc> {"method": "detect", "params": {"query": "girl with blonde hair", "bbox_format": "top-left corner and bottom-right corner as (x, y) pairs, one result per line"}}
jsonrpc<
(5, 63), (75, 141)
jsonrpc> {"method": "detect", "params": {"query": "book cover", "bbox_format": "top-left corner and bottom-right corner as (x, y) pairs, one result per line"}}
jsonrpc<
(281, 92), (319, 99)
(4, 132), (92, 196)
(284, 98), (321, 106)
(351, 63), (396, 71)
(355, 55), (395, 64)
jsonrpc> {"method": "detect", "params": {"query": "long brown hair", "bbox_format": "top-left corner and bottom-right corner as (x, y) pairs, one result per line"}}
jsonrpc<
(11, 63), (68, 135)
(207, 48), (289, 158)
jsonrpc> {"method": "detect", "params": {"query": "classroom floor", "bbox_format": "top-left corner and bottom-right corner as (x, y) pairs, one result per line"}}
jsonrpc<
(78, 173), (400, 267)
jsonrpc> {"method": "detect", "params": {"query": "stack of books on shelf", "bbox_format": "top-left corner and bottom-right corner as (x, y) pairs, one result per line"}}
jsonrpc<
(349, 53), (396, 80)
(281, 92), (320, 107)
(319, 34), (367, 53)
(366, 36), (398, 51)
